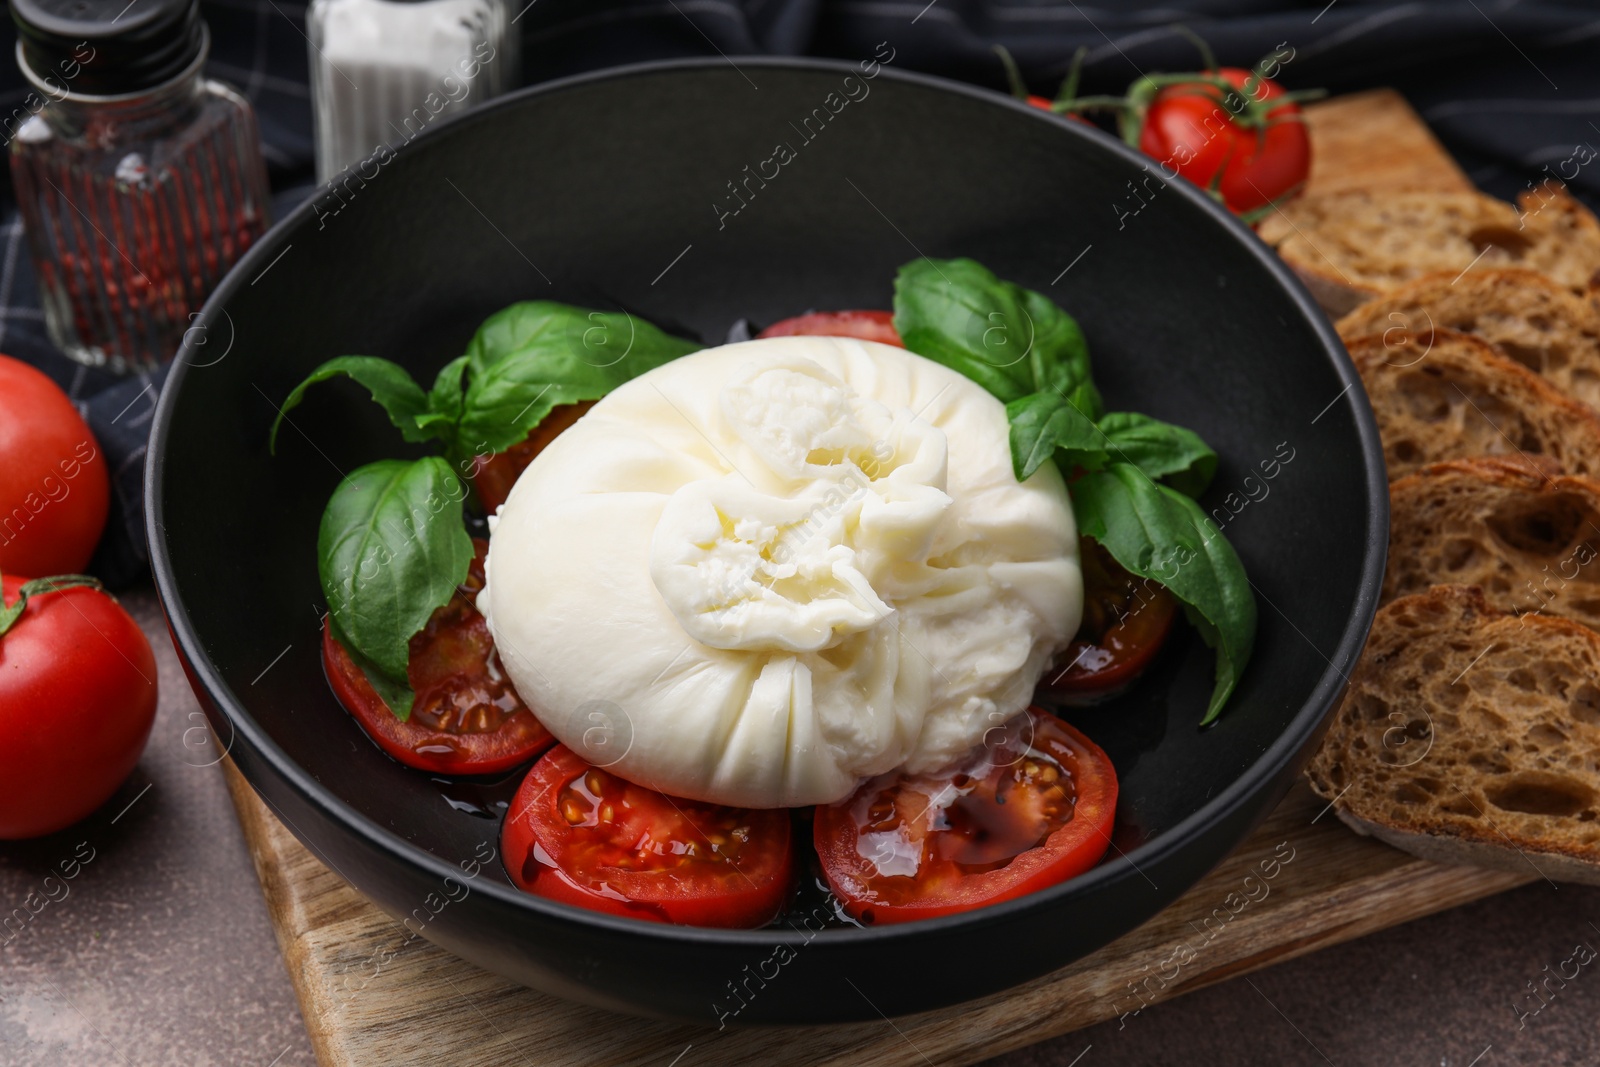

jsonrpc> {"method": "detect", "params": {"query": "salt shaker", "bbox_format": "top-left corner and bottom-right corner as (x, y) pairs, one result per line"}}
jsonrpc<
(8, 0), (272, 373)
(307, 0), (517, 183)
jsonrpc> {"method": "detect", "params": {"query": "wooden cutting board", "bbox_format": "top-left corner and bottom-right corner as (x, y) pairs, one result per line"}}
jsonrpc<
(222, 90), (1516, 1067)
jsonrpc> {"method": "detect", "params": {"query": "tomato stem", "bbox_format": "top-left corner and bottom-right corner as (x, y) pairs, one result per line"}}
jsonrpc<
(1279, 88), (1329, 104)
(992, 44), (1029, 102)
(0, 574), (106, 639)
(1053, 45), (1089, 109)
(1168, 24), (1218, 73)
(1054, 94), (1129, 109)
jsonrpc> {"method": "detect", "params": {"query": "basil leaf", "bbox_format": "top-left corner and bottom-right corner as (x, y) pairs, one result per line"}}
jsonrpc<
(1096, 411), (1218, 497)
(1070, 463), (1256, 724)
(893, 258), (1098, 407)
(1006, 391), (1105, 481)
(1020, 287), (1098, 411)
(416, 355), (468, 433)
(270, 356), (433, 455)
(317, 457), (474, 721)
(416, 354), (471, 470)
(458, 302), (701, 454)
(1065, 378), (1105, 426)
(328, 614), (418, 717)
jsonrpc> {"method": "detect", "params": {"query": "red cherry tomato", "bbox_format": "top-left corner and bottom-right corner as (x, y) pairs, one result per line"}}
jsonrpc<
(0, 355), (110, 575)
(757, 310), (904, 347)
(0, 575), (157, 839)
(323, 539), (554, 775)
(814, 707), (1117, 924)
(1040, 537), (1178, 703)
(502, 745), (795, 927)
(470, 400), (595, 515)
(1137, 67), (1309, 216)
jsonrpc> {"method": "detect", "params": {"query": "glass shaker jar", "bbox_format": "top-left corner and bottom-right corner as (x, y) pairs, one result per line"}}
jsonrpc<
(8, 0), (271, 374)
(307, 0), (518, 183)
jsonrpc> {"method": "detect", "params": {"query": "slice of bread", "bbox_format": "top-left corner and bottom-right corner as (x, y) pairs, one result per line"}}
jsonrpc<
(1336, 268), (1600, 411)
(1258, 186), (1600, 317)
(1305, 584), (1600, 886)
(1345, 328), (1600, 480)
(1386, 458), (1600, 629)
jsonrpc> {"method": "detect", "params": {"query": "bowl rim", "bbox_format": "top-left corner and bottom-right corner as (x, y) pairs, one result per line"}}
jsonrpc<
(146, 55), (1388, 948)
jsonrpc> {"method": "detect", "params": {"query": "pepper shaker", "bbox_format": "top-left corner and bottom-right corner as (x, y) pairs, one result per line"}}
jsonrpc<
(8, 0), (272, 374)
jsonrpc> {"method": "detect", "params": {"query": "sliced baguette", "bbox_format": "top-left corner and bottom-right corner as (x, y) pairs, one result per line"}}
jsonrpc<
(1305, 584), (1600, 885)
(1336, 268), (1600, 411)
(1345, 328), (1600, 479)
(1386, 458), (1600, 628)
(1258, 186), (1600, 317)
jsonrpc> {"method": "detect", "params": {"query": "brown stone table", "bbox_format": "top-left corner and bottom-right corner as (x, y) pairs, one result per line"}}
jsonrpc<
(2, 589), (1598, 1067)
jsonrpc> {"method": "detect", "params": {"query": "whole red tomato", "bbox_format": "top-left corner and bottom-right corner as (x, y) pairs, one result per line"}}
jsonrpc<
(0, 355), (110, 575)
(1134, 67), (1310, 217)
(0, 575), (157, 839)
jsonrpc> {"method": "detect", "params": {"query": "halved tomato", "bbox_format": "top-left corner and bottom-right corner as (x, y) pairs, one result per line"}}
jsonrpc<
(502, 745), (794, 927)
(469, 400), (595, 514)
(1041, 537), (1178, 703)
(814, 707), (1117, 924)
(323, 539), (554, 775)
(757, 310), (904, 347)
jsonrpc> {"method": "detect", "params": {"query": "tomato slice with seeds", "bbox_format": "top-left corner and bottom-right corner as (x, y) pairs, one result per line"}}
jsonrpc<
(814, 708), (1116, 925)
(757, 310), (904, 347)
(323, 539), (554, 775)
(470, 400), (595, 514)
(502, 745), (794, 927)
(1041, 537), (1178, 704)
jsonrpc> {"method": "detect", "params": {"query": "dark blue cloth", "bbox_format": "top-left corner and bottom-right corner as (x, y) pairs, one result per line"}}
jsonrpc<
(0, 0), (1596, 586)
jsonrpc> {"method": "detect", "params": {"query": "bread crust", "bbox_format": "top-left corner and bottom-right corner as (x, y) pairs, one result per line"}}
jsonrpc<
(1306, 585), (1600, 882)
(1336, 268), (1600, 411)
(1334, 809), (1600, 886)
(1260, 186), (1600, 315)
(1344, 328), (1600, 479)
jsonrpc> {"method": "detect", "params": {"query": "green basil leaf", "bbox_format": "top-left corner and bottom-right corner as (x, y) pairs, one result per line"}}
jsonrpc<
(893, 258), (1098, 407)
(1070, 463), (1256, 724)
(1096, 411), (1218, 497)
(1065, 378), (1105, 426)
(416, 354), (471, 471)
(458, 302), (701, 454)
(416, 354), (468, 433)
(1005, 391), (1105, 481)
(317, 457), (474, 721)
(270, 356), (433, 455)
(1020, 287), (1097, 409)
(327, 613), (418, 717)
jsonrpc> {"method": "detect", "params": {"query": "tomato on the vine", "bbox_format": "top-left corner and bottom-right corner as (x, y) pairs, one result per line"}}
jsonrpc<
(0, 355), (109, 576)
(0, 575), (157, 839)
(323, 539), (554, 775)
(814, 707), (1117, 924)
(1040, 537), (1178, 703)
(758, 310), (904, 347)
(502, 745), (794, 927)
(1133, 66), (1310, 217)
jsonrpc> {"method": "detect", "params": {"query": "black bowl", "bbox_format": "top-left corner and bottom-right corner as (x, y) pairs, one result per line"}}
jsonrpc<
(147, 58), (1385, 1025)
